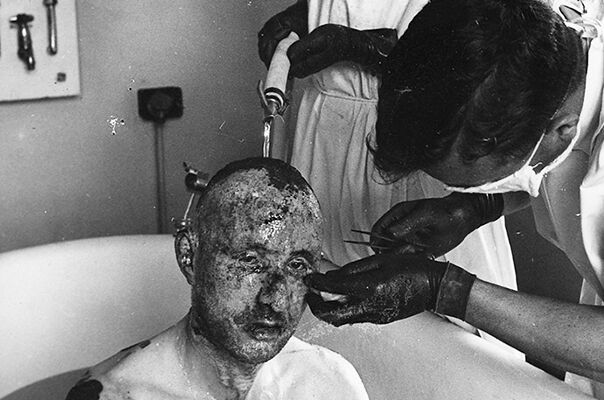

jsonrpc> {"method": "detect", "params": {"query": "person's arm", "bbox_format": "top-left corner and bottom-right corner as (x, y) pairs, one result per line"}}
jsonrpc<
(305, 254), (604, 380)
(257, 1), (397, 78)
(467, 279), (604, 381)
(286, 25), (398, 78)
(258, 0), (398, 78)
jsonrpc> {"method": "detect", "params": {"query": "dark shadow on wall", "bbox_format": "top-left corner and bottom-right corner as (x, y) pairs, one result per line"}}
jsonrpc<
(506, 206), (583, 379)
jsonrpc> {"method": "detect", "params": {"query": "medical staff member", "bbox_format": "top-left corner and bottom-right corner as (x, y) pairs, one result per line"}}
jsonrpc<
(258, 0), (519, 353)
(305, 0), (604, 396)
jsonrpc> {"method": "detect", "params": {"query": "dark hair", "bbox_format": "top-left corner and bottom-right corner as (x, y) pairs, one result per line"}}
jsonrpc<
(372, 0), (583, 181)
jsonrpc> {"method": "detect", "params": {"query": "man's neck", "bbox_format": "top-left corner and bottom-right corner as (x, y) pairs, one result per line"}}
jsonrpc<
(177, 312), (261, 400)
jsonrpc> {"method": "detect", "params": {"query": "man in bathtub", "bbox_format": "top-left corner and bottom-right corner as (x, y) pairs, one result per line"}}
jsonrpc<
(65, 157), (368, 400)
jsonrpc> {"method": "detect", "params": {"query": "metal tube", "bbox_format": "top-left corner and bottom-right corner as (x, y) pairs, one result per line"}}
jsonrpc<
(44, 0), (58, 55)
(154, 123), (167, 233)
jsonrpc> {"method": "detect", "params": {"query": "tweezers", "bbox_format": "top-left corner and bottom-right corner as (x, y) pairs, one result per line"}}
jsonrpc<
(344, 228), (398, 250)
(350, 229), (398, 244)
(342, 239), (392, 250)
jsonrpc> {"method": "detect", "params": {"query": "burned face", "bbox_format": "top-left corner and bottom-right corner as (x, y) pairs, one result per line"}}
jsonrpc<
(190, 168), (322, 364)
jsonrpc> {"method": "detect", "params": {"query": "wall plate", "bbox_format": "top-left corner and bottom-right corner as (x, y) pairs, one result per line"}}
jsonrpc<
(138, 87), (184, 122)
(0, 0), (80, 102)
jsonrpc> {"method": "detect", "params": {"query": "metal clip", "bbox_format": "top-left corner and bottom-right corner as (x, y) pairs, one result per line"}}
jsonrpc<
(173, 162), (209, 234)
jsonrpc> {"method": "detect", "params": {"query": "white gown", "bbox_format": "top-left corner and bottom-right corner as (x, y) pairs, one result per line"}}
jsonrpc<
(247, 336), (368, 400)
(544, 1), (604, 396)
(530, 1), (604, 397)
(289, 1), (522, 397)
(293, 1), (517, 293)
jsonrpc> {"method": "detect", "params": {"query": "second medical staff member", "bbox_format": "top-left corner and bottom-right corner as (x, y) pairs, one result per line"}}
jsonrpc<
(258, 0), (519, 353)
(306, 0), (604, 397)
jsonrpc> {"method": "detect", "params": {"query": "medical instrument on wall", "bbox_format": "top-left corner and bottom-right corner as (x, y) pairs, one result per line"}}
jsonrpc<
(10, 13), (35, 70)
(258, 32), (299, 158)
(43, 0), (58, 55)
(174, 162), (209, 234)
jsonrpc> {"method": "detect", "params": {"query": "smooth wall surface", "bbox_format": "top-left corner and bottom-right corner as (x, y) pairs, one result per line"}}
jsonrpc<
(0, 0), (281, 252)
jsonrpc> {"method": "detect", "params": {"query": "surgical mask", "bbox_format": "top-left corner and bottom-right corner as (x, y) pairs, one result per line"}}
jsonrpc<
(445, 125), (581, 197)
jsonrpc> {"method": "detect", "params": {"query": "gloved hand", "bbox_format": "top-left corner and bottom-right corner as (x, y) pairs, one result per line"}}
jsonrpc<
(258, 1), (309, 69)
(304, 253), (476, 326)
(370, 192), (504, 258)
(287, 24), (398, 78)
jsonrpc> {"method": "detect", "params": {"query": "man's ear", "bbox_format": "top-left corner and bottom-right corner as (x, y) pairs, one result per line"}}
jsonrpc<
(544, 113), (580, 160)
(548, 113), (580, 139)
(175, 230), (196, 285)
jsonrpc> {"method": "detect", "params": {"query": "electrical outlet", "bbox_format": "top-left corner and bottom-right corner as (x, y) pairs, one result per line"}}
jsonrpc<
(138, 86), (183, 122)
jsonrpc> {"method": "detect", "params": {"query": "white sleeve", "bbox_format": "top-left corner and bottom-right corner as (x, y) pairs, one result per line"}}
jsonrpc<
(580, 126), (604, 298)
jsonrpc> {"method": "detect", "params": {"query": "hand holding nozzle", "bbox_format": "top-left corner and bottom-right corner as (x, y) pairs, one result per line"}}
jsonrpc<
(10, 14), (35, 70)
(258, 1), (308, 69)
(43, 0), (58, 55)
(258, 32), (299, 157)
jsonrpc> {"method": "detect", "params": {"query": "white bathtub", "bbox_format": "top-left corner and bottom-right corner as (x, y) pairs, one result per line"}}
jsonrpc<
(0, 235), (594, 399)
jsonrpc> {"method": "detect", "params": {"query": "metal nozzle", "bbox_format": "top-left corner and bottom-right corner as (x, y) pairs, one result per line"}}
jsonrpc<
(10, 14), (35, 70)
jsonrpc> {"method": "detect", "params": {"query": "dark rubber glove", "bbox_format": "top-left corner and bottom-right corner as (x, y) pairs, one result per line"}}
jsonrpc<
(258, 1), (309, 68)
(287, 24), (398, 78)
(304, 253), (476, 326)
(370, 193), (504, 258)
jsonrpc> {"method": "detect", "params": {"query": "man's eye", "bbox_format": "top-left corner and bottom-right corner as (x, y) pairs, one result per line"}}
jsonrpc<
(237, 252), (262, 269)
(288, 257), (311, 271)
(238, 252), (258, 263)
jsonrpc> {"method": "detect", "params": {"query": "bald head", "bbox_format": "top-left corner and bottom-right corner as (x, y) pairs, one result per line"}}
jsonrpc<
(182, 158), (323, 364)
(195, 158), (322, 251)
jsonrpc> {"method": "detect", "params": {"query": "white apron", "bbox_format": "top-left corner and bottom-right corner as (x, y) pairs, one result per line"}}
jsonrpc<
(292, 0), (518, 290)
(570, 4), (604, 394)
(535, 1), (604, 396)
(290, 1), (523, 398)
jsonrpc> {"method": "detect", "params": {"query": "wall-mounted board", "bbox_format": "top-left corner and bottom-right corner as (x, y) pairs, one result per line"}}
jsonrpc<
(0, 0), (80, 102)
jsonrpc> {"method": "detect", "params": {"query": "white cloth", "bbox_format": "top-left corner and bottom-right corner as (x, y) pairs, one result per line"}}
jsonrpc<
(535, 1), (604, 397)
(568, 27), (604, 397)
(289, 0), (520, 363)
(246, 336), (368, 400)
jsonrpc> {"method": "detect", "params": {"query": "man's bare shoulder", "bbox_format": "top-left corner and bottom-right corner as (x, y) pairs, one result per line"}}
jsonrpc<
(65, 339), (154, 400)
